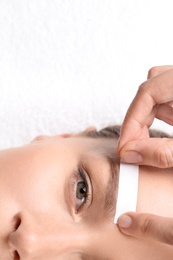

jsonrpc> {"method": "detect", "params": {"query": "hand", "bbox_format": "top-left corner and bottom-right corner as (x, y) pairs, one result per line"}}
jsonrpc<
(117, 212), (173, 246)
(118, 65), (173, 168)
(117, 66), (173, 245)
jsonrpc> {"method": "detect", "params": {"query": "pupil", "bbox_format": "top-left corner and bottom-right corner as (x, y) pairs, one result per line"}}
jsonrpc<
(77, 181), (87, 200)
(80, 187), (86, 194)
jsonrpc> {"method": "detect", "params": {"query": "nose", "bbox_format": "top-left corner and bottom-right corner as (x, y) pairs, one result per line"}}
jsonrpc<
(8, 213), (52, 259)
(9, 226), (40, 259)
(8, 214), (80, 259)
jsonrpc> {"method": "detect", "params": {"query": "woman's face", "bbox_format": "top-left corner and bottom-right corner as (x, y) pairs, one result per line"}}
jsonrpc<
(1, 132), (173, 259)
(0, 133), (122, 259)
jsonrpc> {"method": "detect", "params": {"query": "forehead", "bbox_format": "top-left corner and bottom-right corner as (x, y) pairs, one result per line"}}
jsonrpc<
(28, 135), (118, 162)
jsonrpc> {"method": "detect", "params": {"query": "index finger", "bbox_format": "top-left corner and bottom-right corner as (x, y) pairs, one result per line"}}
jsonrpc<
(118, 68), (173, 151)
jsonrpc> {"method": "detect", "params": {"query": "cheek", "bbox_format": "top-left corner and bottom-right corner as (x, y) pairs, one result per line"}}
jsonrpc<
(80, 222), (124, 258)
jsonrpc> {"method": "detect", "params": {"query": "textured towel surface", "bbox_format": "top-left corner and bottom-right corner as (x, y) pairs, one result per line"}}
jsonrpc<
(1, 1), (173, 148)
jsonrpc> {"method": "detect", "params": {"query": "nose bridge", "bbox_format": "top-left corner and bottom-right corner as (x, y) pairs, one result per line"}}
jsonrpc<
(8, 214), (82, 258)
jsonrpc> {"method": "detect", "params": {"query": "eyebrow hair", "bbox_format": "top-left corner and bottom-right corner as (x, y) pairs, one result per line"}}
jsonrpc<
(91, 139), (120, 219)
(104, 160), (120, 219)
(81, 136), (120, 220)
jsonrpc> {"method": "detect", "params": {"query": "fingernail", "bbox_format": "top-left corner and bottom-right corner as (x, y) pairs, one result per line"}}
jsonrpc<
(118, 215), (132, 228)
(122, 151), (143, 163)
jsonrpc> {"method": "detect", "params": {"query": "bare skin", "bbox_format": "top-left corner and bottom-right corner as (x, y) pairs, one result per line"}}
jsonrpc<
(118, 65), (173, 246)
(118, 65), (173, 166)
(1, 128), (173, 259)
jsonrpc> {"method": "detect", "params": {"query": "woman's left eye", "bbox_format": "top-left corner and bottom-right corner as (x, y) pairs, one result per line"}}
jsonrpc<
(75, 167), (92, 213)
(76, 179), (88, 212)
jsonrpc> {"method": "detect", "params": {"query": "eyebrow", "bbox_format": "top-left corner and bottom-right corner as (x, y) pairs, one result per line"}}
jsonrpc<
(91, 139), (120, 218)
(103, 159), (120, 219)
(86, 138), (120, 219)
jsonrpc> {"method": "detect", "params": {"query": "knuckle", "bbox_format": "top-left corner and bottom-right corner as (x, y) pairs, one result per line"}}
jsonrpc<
(154, 143), (173, 168)
(140, 216), (153, 237)
(138, 81), (147, 93)
(147, 66), (159, 78)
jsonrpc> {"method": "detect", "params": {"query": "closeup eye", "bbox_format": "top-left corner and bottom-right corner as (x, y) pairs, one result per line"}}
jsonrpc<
(75, 166), (92, 213)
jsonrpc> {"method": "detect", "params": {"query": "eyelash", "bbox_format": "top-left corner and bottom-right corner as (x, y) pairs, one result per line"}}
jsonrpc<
(72, 166), (92, 214)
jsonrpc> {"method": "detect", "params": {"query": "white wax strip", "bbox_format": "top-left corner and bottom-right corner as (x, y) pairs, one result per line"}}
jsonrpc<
(114, 162), (139, 224)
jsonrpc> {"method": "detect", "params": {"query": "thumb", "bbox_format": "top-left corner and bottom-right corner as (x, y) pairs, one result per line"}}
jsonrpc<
(119, 138), (173, 168)
(117, 212), (173, 246)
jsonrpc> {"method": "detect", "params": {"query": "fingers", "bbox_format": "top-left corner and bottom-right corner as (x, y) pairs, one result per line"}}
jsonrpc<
(147, 65), (173, 79)
(117, 212), (173, 246)
(120, 138), (173, 168)
(156, 103), (173, 125)
(118, 68), (173, 152)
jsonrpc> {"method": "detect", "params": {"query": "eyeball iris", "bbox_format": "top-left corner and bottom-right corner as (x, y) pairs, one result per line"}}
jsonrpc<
(76, 181), (87, 201)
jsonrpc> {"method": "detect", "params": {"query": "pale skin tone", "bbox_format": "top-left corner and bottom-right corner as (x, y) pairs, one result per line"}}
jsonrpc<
(118, 65), (173, 246)
(1, 128), (173, 259)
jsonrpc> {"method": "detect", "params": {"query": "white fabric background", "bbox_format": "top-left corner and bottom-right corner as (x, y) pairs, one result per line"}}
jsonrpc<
(1, 0), (173, 148)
